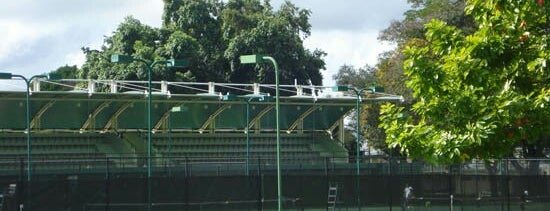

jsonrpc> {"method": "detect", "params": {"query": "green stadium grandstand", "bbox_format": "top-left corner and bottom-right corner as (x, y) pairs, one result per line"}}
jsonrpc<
(0, 79), (401, 173)
(3, 79), (549, 211)
(0, 78), (407, 210)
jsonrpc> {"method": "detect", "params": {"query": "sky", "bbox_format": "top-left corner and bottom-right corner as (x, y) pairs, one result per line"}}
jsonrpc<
(0, 0), (410, 89)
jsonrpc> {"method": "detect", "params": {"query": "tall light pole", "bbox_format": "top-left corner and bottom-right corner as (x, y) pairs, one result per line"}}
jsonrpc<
(111, 55), (187, 211)
(222, 94), (272, 176)
(239, 55), (282, 211)
(332, 85), (380, 210)
(333, 86), (374, 173)
(0, 73), (59, 181)
(111, 55), (187, 178)
(0, 72), (59, 211)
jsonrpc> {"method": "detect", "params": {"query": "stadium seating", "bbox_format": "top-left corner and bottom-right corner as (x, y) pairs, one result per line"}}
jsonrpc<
(0, 133), (113, 172)
(0, 132), (348, 172)
(150, 133), (344, 164)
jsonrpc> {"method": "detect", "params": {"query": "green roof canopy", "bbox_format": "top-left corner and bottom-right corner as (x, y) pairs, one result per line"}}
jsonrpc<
(0, 80), (403, 134)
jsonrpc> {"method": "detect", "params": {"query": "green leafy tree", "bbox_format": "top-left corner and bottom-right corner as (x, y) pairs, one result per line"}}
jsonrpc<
(332, 65), (388, 157)
(380, 0), (475, 45)
(78, 0), (326, 89)
(78, 16), (193, 83)
(378, 0), (476, 101)
(372, 0), (476, 156)
(223, 0), (325, 86)
(330, 1), (473, 156)
(380, 0), (550, 164)
(42, 65), (78, 91)
(333, 65), (377, 88)
(163, 0), (226, 82)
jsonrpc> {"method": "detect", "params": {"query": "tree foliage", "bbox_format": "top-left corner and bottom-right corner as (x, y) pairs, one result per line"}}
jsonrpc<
(223, 0), (325, 85)
(374, 2), (476, 157)
(331, 1), (474, 156)
(380, 0), (475, 45)
(77, 0), (326, 88)
(333, 65), (377, 88)
(332, 65), (387, 155)
(378, 0), (476, 102)
(380, 0), (550, 163)
(43, 65), (78, 91)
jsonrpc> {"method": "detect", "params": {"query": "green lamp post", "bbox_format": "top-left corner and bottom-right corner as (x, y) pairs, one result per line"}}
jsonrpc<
(111, 54), (188, 178)
(332, 85), (383, 210)
(239, 54), (282, 211)
(222, 94), (272, 176)
(0, 72), (60, 181)
(0, 72), (60, 211)
(111, 55), (187, 211)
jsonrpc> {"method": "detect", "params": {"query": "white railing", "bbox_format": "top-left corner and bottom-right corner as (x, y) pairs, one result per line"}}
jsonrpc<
(0, 78), (404, 101)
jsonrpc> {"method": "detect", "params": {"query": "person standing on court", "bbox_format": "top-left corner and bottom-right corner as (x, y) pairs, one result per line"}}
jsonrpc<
(402, 184), (413, 210)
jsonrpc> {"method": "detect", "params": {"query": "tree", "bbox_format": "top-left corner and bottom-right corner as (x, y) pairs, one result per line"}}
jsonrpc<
(377, 0), (477, 98)
(379, 0), (550, 163)
(223, 0), (325, 86)
(42, 65), (78, 91)
(333, 65), (377, 88)
(77, 0), (326, 90)
(332, 65), (388, 157)
(78, 16), (193, 83)
(163, 0), (226, 82)
(379, 0), (475, 45)
(378, 0), (476, 101)
(328, 1), (473, 156)
(374, 1), (476, 156)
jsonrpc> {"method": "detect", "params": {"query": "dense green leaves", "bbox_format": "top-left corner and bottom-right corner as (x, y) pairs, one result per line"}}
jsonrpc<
(380, 0), (550, 163)
(223, 0), (324, 85)
(332, 65), (387, 155)
(42, 65), (78, 91)
(77, 0), (325, 87)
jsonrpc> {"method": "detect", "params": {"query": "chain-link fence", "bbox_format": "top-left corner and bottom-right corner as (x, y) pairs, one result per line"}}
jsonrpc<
(1, 157), (549, 210)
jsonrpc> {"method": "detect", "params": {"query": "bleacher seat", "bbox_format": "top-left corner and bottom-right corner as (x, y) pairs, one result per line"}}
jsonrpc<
(151, 133), (328, 164)
(0, 133), (112, 171)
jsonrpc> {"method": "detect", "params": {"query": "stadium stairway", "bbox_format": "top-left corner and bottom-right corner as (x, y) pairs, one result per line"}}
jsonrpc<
(94, 133), (137, 168)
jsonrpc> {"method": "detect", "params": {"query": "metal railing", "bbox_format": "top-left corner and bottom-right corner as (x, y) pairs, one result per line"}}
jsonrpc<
(1, 156), (549, 176)
(0, 78), (403, 100)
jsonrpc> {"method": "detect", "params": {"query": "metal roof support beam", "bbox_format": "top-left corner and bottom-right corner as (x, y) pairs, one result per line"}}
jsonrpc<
(338, 117), (345, 144)
(327, 116), (345, 142)
(154, 109), (171, 132)
(32, 78), (41, 92)
(208, 82), (216, 95)
(286, 106), (319, 133)
(249, 104), (274, 131)
(153, 103), (182, 132)
(296, 85), (303, 96)
(103, 102), (133, 132)
(161, 81), (168, 94)
(88, 79), (95, 95)
(30, 100), (57, 130)
(199, 103), (233, 132)
(81, 101), (111, 132)
(253, 83), (260, 95)
(110, 80), (118, 93)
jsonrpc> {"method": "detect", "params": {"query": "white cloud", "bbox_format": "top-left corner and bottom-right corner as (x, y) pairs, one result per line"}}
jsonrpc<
(64, 51), (86, 68)
(305, 30), (396, 86)
(275, 0), (408, 86)
(0, 21), (50, 61)
(0, 0), (163, 82)
(0, 0), (408, 90)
